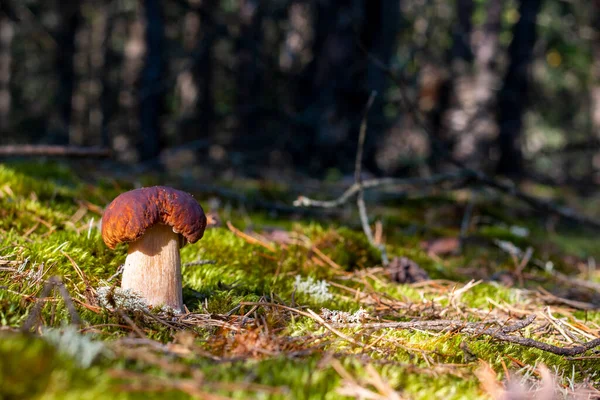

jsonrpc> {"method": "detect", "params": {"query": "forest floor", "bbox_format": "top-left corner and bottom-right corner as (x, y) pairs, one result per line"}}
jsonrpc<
(1, 160), (600, 400)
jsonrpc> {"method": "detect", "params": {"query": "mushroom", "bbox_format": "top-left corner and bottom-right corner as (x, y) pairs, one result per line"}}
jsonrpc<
(101, 186), (207, 312)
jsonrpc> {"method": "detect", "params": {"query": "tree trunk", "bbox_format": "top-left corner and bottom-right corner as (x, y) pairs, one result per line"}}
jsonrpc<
(591, 0), (600, 137)
(289, 0), (399, 175)
(86, 2), (109, 146)
(118, 14), (144, 162)
(55, 0), (81, 144)
(100, 2), (116, 149)
(311, 0), (364, 173)
(427, 0), (473, 169)
(363, 0), (400, 173)
(236, 0), (262, 145)
(469, 0), (504, 170)
(139, 0), (164, 161)
(496, 0), (542, 177)
(0, 14), (14, 135)
(178, 1), (216, 144)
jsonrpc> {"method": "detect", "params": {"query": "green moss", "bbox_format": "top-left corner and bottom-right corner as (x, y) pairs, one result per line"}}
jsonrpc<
(1, 161), (599, 399)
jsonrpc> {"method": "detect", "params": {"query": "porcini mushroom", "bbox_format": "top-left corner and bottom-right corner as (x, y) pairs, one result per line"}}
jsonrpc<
(101, 186), (207, 312)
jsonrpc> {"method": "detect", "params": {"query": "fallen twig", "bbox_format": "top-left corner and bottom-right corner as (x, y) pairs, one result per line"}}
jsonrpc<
(107, 264), (124, 282)
(241, 301), (600, 356)
(332, 314), (600, 356)
(240, 301), (363, 347)
(0, 145), (111, 158)
(294, 171), (473, 208)
(354, 92), (389, 266)
(226, 221), (277, 252)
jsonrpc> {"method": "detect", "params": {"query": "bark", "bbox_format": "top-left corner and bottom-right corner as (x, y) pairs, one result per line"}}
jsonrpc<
(100, 2), (116, 149)
(178, 2), (216, 143)
(86, 2), (109, 146)
(55, 0), (81, 143)
(431, 0), (474, 167)
(119, 13), (145, 162)
(450, 0), (474, 64)
(310, 0), (364, 172)
(592, 0), (600, 137)
(139, 0), (164, 161)
(363, 0), (401, 173)
(289, 0), (399, 174)
(469, 0), (504, 167)
(0, 14), (14, 134)
(236, 0), (262, 142)
(496, 0), (543, 177)
(69, 1), (109, 146)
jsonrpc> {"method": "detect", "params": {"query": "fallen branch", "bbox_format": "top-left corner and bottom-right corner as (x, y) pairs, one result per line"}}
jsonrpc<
(354, 92), (389, 266)
(240, 301), (363, 347)
(0, 145), (111, 158)
(332, 314), (600, 356)
(243, 301), (600, 357)
(294, 171), (474, 208)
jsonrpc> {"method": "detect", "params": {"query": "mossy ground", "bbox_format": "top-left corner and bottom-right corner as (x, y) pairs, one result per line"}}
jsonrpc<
(0, 161), (599, 399)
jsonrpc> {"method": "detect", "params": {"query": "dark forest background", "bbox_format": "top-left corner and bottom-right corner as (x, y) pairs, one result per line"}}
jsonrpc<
(0, 0), (599, 186)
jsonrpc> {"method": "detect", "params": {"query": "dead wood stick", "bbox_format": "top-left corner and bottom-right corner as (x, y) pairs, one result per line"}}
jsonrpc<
(294, 171), (473, 208)
(354, 91), (389, 266)
(240, 301), (363, 346)
(246, 301), (600, 356)
(333, 314), (600, 356)
(0, 145), (111, 158)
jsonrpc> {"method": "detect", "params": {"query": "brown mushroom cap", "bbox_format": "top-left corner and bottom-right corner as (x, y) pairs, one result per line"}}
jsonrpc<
(101, 186), (207, 249)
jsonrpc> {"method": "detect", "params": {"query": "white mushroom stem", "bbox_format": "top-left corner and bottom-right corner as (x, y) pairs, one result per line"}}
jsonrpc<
(121, 224), (184, 312)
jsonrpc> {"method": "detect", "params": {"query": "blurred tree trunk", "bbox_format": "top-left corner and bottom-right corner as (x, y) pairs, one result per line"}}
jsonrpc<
(430, 0), (474, 168)
(470, 0), (503, 168)
(0, 14), (14, 134)
(178, 1), (216, 143)
(139, 0), (164, 161)
(290, 0), (399, 174)
(496, 0), (542, 177)
(236, 0), (262, 144)
(55, 0), (81, 144)
(87, 2), (109, 146)
(100, 2), (116, 149)
(120, 11), (145, 162)
(69, 1), (109, 146)
(592, 0), (600, 181)
(363, 0), (401, 173)
(429, 0), (504, 172)
(311, 0), (362, 172)
(592, 0), (600, 138)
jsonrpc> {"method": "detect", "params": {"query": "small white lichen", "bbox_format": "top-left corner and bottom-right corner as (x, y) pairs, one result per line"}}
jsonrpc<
(294, 275), (333, 302)
(96, 286), (180, 314)
(43, 325), (106, 368)
(320, 308), (369, 323)
(96, 286), (150, 312)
